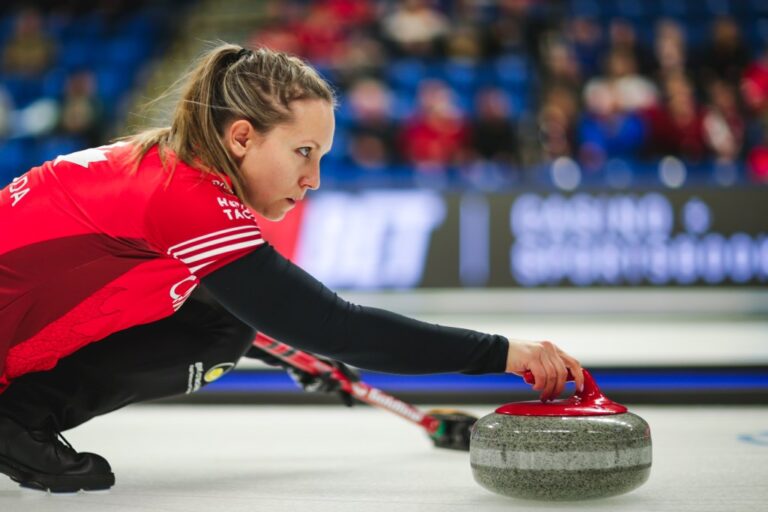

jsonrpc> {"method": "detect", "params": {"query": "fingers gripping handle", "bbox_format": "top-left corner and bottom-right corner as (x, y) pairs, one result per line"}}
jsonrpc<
(523, 368), (576, 385)
(499, 368), (628, 415)
(523, 368), (599, 400)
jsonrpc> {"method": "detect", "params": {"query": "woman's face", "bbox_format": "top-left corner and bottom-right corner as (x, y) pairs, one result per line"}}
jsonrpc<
(226, 98), (335, 220)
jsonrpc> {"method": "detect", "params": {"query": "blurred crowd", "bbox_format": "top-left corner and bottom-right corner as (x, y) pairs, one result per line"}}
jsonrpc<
(0, 1), (176, 184)
(0, 8), (103, 147)
(250, 0), (768, 188)
(2, 0), (768, 190)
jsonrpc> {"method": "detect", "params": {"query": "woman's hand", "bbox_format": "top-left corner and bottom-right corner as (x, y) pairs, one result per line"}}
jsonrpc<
(505, 339), (584, 401)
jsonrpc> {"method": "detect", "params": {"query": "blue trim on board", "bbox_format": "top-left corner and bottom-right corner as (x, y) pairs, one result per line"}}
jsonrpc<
(202, 369), (768, 394)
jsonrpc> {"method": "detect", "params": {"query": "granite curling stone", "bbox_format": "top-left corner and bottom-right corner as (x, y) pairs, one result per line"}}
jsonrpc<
(470, 369), (651, 501)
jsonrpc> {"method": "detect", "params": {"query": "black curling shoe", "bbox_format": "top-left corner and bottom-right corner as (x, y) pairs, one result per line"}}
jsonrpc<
(0, 415), (115, 492)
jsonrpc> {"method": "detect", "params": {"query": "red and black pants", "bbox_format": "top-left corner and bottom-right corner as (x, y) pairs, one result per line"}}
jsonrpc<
(0, 288), (255, 431)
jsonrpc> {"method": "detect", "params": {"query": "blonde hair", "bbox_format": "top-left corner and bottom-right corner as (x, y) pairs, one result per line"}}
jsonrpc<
(128, 43), (336, 200)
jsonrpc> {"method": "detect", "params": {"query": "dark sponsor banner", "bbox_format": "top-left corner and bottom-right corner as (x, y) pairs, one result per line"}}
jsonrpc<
(258, 189), (768, 289)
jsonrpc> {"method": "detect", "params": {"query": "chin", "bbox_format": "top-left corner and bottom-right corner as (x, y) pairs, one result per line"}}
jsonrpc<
(264, 212), (286, 221)
(259, 207), (287, 222)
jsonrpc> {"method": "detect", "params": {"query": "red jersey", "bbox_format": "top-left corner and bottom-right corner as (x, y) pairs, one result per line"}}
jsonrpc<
(0, 142), (263, 393)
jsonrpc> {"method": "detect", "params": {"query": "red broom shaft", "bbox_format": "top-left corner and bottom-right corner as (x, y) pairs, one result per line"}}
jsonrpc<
(252, 333), (440, 434)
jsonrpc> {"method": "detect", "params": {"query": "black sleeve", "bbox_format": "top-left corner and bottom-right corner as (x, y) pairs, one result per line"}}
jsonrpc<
(201, 244), (509, 375)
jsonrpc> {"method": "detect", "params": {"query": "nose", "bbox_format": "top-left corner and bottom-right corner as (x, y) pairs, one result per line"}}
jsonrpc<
(300, 163), (321, 191)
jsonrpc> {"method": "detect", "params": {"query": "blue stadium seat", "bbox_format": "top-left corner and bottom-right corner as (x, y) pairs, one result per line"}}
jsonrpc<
(57, 12), (104, 43)
(95, 66), (131, 105)
(473, 62), (497, 90)
(569, 0), (601, 18)
(115, 12), (156, 39)
(41, 68), (69, 99)
(705, 0), (735, 17)
(683, 0), (731, 19)
(388, 59), (427, 92)
(1, 76), (43, 109)
(334, 97), (355, 126)
(441, 61), (480, 94)
(0, 139), (32, 186)
(0, 14), (15, 45)
(391, 89), (417, 121)
(659, 0), (686, 18)
(617, 17), (652, 48)
(749, 0), (768, 16)
(601, 0), (648, 21)
(451, 87), (472, 115)
(500, 87), (529, 117)
(309, 62), (336, 84)
(732, 0), (755, 18)
(684, 23), (709, 49)
(101, 37), (151, 72)
(750, 18), (768, 48)
(36, 136), (84, 164)
(60, 38), (96, 71)
(324, 127), (347, 164)
(493, 55), (529, 89)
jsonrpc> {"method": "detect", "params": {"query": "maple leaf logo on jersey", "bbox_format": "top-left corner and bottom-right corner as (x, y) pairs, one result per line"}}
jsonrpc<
(53, 142), (129, 168)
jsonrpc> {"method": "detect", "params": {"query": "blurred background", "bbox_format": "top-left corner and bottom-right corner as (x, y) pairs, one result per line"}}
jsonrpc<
(0, 0), (766, 404)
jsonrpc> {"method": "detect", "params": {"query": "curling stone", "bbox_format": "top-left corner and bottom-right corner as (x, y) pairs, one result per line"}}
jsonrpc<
(470, 369), (651, 501)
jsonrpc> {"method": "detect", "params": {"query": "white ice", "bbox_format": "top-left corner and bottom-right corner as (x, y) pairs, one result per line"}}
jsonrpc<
(1, 404), (766, 512)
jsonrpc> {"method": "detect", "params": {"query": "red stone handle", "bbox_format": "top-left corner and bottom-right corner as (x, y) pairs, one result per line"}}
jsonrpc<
(522, 368), (601, 402)
(496, 369), (628, 415)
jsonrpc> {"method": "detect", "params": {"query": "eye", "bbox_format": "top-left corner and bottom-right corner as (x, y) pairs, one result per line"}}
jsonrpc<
(297, 147), (312, 158)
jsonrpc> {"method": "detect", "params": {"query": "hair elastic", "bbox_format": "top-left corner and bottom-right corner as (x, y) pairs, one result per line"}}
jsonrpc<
(236, 47), (252, 60)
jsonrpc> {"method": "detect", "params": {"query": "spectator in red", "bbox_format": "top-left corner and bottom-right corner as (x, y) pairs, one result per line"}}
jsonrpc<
(249, 23), (302, 56)
(647, 74), (707, 161)
(293, 3), (347, 65)
(747, 127), (768, 183)
(741, 48), (768, 116)
(322, 0), (375, 30)
(702, 80), (745, 164)
(248, 1), (303, 55)
(399, 80), (470, 176)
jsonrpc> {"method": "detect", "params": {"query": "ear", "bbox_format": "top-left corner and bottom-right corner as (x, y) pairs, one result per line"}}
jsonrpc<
(224, 119), (259, 159)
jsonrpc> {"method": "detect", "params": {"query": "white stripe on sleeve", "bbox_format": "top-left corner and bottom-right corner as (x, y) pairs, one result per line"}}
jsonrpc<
(167, 225), (259, 254)
(173, 229), (262, 257)
(168, 226), (264, 273)
(179, 238), (264, 264)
